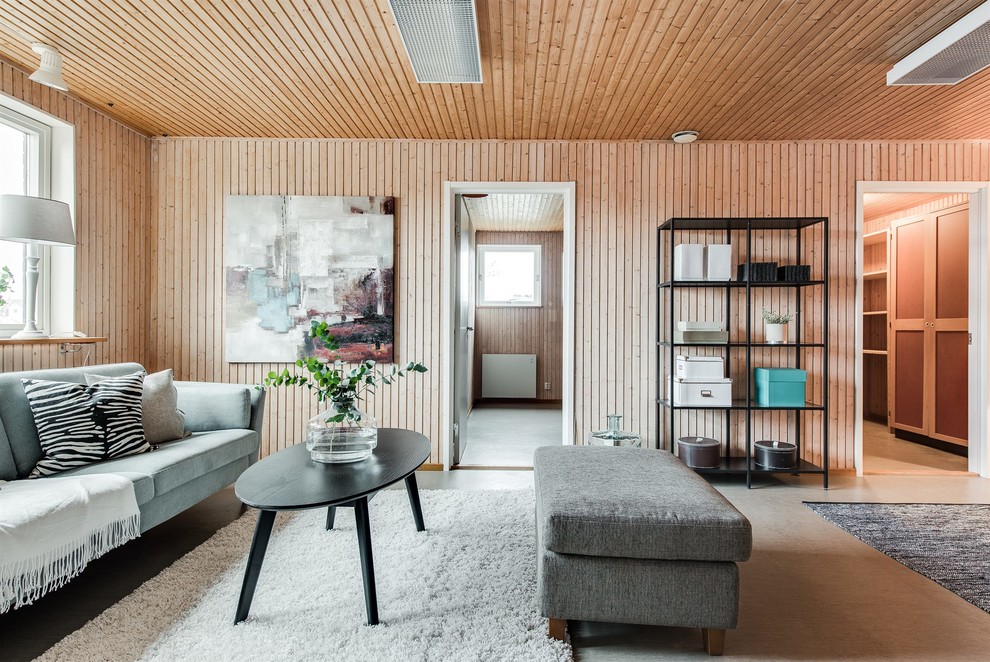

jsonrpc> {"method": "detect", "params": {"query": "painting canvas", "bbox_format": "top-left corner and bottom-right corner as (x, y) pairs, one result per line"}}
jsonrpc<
(224, 195), (395, 363)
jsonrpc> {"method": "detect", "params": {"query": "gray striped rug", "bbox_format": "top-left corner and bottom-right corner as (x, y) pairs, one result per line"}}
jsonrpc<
(806, 502), (990, 613)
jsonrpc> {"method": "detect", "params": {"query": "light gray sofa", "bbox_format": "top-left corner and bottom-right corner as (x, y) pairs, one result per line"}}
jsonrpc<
(534, 446), (752, 656)
(0, 362), (265, 532)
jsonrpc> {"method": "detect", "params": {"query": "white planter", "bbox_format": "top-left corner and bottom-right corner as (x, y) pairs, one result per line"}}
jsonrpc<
(765, 323), (787, 344)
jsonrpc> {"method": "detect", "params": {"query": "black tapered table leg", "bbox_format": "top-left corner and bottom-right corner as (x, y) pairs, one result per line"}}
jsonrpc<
(404, 473), (426, 532)
(353, 496), (379, 625)
(326, 506), (337, 531)
(235, 509), (277, 624)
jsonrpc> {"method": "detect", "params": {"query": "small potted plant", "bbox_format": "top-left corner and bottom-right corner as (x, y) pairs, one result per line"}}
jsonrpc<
(0, 265), (13, 311)
(261, 320), (427, 463)
(762, 309), (794, 344)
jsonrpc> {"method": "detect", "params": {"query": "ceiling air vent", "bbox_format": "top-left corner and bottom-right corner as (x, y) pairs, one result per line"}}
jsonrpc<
(888, 1), (990, 85)
(389, 0), (482, 84)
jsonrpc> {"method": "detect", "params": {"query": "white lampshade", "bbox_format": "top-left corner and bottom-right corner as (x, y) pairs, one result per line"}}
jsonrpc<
(0, 195), (75, 246)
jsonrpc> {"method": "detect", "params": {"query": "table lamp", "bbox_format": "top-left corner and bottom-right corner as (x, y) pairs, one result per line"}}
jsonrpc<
(0, 195), (75, 339)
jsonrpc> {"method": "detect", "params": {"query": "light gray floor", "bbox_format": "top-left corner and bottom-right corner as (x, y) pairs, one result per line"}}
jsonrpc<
(417, 469), (990, 660)
(863, 419), (969, 473)
(458, 403), (562, 467)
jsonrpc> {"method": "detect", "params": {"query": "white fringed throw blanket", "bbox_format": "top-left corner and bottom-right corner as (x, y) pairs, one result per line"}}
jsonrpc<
(0, 474), (140, 612)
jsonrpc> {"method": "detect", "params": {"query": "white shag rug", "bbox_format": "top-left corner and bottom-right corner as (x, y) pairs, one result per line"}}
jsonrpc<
(39, 489), (571, 662)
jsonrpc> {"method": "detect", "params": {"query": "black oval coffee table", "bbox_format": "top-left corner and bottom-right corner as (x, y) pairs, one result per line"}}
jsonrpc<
(233, 428), (431, 625)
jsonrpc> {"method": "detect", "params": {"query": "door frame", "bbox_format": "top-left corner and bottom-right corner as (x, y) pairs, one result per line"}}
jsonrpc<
(441, 181), (577, 470)
(855, 181), (990, 477)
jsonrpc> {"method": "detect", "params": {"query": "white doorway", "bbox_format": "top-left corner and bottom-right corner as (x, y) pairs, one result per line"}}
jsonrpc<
(855, 181), (990, 477)
(442, 182), (576, 470)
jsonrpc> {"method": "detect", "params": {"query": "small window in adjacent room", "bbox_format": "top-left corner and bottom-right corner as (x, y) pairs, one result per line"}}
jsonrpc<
(477, 244), (542, 307)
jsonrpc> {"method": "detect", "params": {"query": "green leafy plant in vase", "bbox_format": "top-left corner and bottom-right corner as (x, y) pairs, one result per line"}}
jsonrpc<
(261, 320), (427, 463)
(0, 265), (13, 311)
(762, 308), (795, 344)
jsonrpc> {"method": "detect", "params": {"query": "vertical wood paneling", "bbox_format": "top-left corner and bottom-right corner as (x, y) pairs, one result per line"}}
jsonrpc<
(473, 231), (563, 402)
(0, 61), (150, 373)
(149, 137), (990, 469)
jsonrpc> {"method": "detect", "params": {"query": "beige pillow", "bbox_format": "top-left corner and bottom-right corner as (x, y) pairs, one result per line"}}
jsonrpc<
(85, 369), (187, 444)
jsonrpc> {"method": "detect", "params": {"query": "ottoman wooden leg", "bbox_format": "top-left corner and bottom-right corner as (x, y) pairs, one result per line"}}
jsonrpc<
(702, 628), (725, 656)
(548, 618), (567, 641)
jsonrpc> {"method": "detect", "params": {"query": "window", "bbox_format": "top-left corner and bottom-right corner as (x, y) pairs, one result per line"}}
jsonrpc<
(477, 244), (542, 307)
(0, 97), (74, 338)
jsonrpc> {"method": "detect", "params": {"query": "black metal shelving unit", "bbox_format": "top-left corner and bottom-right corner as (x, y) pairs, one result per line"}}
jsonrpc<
(656, 217), (829, 488)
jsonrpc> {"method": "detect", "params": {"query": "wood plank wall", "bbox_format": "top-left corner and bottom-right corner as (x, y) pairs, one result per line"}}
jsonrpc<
(0, 60), (150, 373)
(149, 138), (990, 469)
(473, 231), (563, 402)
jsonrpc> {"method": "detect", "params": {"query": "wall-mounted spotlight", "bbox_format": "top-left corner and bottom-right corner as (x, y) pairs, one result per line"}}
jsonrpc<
(28, 43), (69, 92)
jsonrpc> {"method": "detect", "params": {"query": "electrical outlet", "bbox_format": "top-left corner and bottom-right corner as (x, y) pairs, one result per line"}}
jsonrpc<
(544, 382), (551, 391)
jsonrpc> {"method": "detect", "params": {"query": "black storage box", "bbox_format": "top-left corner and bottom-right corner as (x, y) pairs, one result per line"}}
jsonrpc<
(736, 262), (778, 282)
(677, 436), (721, 469)
(777, 265), (811, 282)
(754, 440), (797, 469)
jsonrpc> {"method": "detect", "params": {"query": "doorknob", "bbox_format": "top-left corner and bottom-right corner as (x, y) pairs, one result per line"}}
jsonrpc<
(462, 326), (474, 332)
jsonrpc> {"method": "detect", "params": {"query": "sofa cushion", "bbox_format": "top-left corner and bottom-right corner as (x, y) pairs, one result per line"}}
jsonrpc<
(0, 363), (144, 478)
(534, 446), (752, 562)
(87, 369), (187, 444)
(24, 374), (151, 478)
(61, 429), (260, 496)
(175, 384), (251, 432)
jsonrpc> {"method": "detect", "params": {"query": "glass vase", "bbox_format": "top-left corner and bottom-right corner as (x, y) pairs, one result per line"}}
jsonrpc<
(588, 414), (641, 447)
(305, 403), (378, 463)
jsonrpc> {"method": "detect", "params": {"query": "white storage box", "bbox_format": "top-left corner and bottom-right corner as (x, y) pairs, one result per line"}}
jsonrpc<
(675, 355), (725, 380)
(669, 376), (733, 407)
(674, 330), (730, 343)
(705, 244), (732, 281)
(678, 320), (724, 331)
(673, 244), (704, 280)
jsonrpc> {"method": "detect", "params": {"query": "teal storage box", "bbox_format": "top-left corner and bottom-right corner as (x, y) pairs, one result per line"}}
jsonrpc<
(754, 368), (807, 407)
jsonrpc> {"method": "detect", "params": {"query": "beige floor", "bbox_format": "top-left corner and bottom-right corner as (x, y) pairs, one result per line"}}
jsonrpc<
(420, 469), (990, 661)
(10, 470), (990, 661)
(862, 419), (969, 473)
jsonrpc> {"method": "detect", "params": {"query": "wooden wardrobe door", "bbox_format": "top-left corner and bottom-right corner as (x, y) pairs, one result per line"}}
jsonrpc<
(889, 217), (928, 435)
(932, 208), (969, 446)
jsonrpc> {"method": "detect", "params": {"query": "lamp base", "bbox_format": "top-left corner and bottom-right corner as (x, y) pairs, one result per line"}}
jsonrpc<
(12, 322), (47, 340)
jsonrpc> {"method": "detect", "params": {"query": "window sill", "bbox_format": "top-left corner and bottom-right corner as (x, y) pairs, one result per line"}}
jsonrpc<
(0, 336), (107, 346)
(477, 303), (543, 308)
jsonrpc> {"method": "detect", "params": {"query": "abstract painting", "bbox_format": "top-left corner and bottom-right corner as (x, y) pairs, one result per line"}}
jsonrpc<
(224, 195), (395, 363)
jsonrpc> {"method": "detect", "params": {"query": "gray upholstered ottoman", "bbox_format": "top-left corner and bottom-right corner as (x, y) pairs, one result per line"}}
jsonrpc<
(534, 446), (752, 656)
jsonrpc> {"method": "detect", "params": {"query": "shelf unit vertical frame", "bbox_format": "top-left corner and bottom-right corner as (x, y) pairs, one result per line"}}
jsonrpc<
(794, 227), (803, 468)
(823, 220), (830, 488)
(724, 227), (732, 461)
(668, 219), (676, 452)
(745, 220), (753, 488)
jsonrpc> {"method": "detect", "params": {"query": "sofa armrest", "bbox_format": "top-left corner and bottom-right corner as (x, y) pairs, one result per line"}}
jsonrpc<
(174, 381), (264, 433)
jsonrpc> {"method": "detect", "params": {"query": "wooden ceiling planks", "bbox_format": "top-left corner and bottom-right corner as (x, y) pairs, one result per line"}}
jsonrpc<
(463, 193), (564, 231)
(0, 0), (987, 140)
(863, 192), (962, 220)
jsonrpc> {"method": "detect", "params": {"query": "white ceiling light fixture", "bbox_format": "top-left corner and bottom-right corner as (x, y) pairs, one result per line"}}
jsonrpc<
(389, 0), (482, 84)
(887, 1), (990, 85)
(28, 43), (69, 92)
(671, 130), (699, 144)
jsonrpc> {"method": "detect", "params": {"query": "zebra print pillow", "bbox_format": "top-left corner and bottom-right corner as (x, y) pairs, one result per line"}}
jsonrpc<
(23, 373), (151, 477)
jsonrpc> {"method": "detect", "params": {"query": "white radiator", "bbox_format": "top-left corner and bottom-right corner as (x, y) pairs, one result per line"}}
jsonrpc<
(481, 354), (537, 398)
